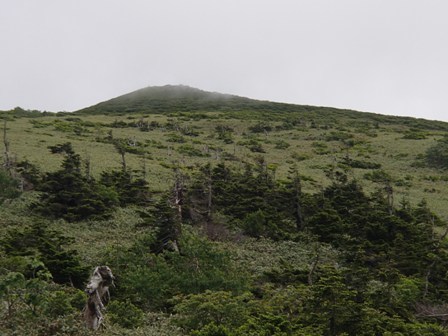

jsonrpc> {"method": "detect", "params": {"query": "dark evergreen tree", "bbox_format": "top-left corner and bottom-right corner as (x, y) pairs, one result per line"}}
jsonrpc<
(275, 165), (306, 231)
(186, 161), (300, 239)
(425, 135), (448, 169)
(1, 221), (88, 288)
(150, 193), (181, 254)
(36, 142), (118, 221)
(0, 168), (20, 204)
(100, 170), (150, 206)
(16, 159), (42, 190)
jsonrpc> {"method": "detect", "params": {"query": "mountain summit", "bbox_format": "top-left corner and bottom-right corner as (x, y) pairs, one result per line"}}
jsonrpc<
(75, 85), (259, 115)
(73, 85), (448, 131)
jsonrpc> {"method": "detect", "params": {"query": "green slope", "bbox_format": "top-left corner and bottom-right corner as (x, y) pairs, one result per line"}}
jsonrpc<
(3, 85), (448, 335)
(2, 85), (448, 216)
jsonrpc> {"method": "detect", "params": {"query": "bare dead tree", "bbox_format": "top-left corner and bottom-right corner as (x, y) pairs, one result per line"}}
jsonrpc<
(83, 266), (115, 330)
(206, 172), (212, 224)
(416, 302), (448, 322)
(84, 154), (92, 180)
(174, 168), (184, 223)
(171, 168), (185, 252)
(290, 167), (304, 231)
(3, 119), (12, 175)
(141, 155), (147, 180)
(385, 182), (394, 215)
(308, 243), (321, 286)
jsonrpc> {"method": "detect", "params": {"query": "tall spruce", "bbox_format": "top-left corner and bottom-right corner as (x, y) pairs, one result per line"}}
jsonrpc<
(36, 142), (118, 221)
(150, 193), (181, 254)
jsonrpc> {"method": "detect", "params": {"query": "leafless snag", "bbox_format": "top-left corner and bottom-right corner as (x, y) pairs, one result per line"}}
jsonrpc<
(416, 302), (448, 323)
(3, 119), (12, 175)
(308, 243), (321, 285)
(83, 266), (115, 330)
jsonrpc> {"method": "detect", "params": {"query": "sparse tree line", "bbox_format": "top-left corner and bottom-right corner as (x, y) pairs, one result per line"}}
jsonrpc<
(2, 138), (448, 334)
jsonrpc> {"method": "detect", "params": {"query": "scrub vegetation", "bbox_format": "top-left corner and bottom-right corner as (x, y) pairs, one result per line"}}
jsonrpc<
(2, 85), (448, 335)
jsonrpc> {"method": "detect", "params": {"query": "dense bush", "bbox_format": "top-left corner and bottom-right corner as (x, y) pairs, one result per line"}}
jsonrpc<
(100, 169), (150, 206)
(342, 157), (381, 169)
(1, 221), (88, 287)
(0, 273), (85, 335)
(108, 300), (145, 328)
(106, 229), (249, 311)
(36, 143), (119, 221)
(0, 169), (20, 204)
(426, 136), (448, 169)
(248, 122), (272, 133)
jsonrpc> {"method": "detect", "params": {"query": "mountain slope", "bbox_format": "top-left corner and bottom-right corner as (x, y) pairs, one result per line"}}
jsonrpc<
(76, 85), (255, 115)
(75, 85), (448, 132)
(3, 85), (448, 334)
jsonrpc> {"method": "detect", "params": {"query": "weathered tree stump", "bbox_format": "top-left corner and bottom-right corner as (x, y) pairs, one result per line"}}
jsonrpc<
(83, 266), (115, 330)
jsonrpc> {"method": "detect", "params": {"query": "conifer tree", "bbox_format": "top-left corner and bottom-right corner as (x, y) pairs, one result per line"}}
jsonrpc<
(150, 193), (181, 254)
(0, 169), (20, 204)
(2, 221), (88, 287)
(100, 170), (150, 206)
(37, 142), (118, 221)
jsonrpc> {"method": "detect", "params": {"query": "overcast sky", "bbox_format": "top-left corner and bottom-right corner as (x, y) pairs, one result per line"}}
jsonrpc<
(1, 1), (447, 122)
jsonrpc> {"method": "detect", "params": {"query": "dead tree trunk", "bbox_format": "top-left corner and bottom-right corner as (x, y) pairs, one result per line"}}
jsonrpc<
(113, 141), (127, 172)
(290, 167), (304, 231)
(308, 243), (321, 285)
(385, 182), (394, 215)
(3, 119), (12, 175)
(83, 266), (115, 330)
(84, 154), (92, 180)
(172, 169), (185, 252)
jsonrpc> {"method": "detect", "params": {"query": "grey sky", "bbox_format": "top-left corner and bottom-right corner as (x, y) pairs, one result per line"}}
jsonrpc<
(1, 1), (448, 122)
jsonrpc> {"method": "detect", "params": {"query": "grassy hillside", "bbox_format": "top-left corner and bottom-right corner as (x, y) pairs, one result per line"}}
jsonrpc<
(2, 85), (448, 335)
(3, 85), (448, 216)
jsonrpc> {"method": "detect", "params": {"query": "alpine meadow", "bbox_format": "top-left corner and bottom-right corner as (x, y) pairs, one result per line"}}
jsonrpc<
(2, 85), (448, 335)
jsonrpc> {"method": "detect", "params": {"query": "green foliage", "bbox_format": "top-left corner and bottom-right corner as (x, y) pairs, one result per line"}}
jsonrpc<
(16, 159), (42, 190)
(290, 152), (310, 161)
(0, 273), (86, 335)
(274, 139), (290, 149)
(100, 169), (150, 206)
(43, 290), (76, 317)
(178, 144), (209, 157)
(5, 85), (448, 334)
(305, 176), (439, 282)
(108, 229), (249, 310)
(113, 137), (147, 155)
(0, 169), (20, 204)
(149, 193), (181, 254)
(52, 119), (90, 135)
(341, 156), (381, 169)
(174, 290), (252, 331)
(166, 133), (186, 143)
(248, 122), (272, 133)
(187, 162), (305, 240)
(36, 142), (119, 221)
(311, 141), (330, 155)
(215, 125), (234, 144)
(191, 323), (233, 336)
(364, 169), (392, 183)
(1, 221), (88, 287)
(426, 136), (448, 169)
(108, 300), (145, 328)
(242, 210), (267, 238)
(325, 130), (354, 142)
(306, 266), (361, 335)
(402, 130), (427, 139)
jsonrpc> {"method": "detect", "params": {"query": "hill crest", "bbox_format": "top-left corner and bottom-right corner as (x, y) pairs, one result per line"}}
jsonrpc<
(75, 85), (256, 115)
(73, 85), (448, 132)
